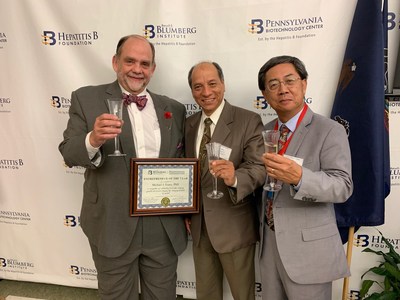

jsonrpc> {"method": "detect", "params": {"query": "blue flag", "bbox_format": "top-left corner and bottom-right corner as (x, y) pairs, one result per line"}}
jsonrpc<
(330, 0), (391, 244)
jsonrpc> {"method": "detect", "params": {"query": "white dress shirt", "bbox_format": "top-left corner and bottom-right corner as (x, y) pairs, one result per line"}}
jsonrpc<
(125, 89), (160, 158)
(195, 100), (225, 158)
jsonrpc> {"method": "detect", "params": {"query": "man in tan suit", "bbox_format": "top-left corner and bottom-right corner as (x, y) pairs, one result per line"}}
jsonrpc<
(184, 61), (265, 300)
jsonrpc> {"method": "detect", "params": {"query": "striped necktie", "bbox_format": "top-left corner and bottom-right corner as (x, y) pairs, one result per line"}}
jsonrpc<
(198, 118), (212, 170)
(278, 124), (290, 151)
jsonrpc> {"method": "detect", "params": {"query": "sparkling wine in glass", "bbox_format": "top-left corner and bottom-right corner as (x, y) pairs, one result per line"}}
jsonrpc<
(205, 142), (224, 199)
(262, 130), (282, 191)
(107, 98), (126, 157)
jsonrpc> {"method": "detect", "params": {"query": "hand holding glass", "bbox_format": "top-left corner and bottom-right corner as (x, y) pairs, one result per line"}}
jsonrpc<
(107, 98), (126, 157)
(205, 142), (224, 199)
(262, 130), (282, 191)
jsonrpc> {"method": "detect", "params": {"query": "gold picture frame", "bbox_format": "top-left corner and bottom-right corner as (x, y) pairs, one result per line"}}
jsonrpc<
(130, 158), (200, 216)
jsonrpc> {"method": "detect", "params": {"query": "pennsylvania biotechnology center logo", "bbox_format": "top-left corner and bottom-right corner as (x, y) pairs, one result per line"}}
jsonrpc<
(248, 16), (324, 42)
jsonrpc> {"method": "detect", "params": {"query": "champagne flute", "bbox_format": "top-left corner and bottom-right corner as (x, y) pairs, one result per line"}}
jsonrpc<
(107, 98), (126, 157)
(205, 142), (224, 199)
(262, 130), (282, 191)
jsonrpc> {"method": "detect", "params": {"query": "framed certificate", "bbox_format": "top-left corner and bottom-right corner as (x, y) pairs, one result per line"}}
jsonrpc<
(130, 158), (200, 216)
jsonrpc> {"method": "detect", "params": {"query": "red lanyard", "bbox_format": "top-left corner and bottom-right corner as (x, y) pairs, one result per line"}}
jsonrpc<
(274, 105), (308, 155)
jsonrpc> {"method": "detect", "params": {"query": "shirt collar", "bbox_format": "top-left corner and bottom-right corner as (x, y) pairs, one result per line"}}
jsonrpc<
(119, 84), (149, 98)
(278, 106), (305, 132)
(200, 100), (225, 125)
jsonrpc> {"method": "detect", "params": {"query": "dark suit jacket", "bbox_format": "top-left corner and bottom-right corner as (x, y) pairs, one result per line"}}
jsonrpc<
(59, 80), (187, 258)
(185, 101), (265, 253)
(259, 107), (353, 284)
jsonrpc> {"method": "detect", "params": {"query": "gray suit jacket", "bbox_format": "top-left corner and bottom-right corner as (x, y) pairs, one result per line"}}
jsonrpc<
(59, 80), (188, 258)
(185, 101), (265, 253)
(259, 107), (353, 284)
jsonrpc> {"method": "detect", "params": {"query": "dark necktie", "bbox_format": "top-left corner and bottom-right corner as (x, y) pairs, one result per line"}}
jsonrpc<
(123, 93), (148, 111)
(266, 124), (291, 231)
(198, 118), (212, 170)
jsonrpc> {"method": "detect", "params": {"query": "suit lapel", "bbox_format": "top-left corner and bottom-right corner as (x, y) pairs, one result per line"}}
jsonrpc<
(285, 107), (313, 157)
(211, 101), (233, 146)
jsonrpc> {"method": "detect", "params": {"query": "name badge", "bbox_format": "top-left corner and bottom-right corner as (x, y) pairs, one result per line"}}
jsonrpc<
(220, 145), (232, 160)
(284, 154), (303, 166)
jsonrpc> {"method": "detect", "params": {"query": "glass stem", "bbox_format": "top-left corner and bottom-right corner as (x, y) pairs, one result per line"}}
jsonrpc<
(213, 177), (218, 195)
(114, 137), (120, 152)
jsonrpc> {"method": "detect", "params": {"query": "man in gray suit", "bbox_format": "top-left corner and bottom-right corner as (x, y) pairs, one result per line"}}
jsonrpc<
(185, 61), (265, 300)
(59, 35), (187, 299)
(257, 55), (353, 300)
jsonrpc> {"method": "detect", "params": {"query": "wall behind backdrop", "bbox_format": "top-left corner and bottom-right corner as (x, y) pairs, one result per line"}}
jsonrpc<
(0, 1), (399, 299)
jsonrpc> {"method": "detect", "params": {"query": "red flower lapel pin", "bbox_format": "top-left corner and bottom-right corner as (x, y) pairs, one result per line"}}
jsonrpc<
(164, 111), (173, 130)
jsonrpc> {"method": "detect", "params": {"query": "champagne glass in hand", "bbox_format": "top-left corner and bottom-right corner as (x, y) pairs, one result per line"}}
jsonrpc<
(107, 98), (126, 157)
(262, 130), (281, 191)
(205, 142), (224, 199)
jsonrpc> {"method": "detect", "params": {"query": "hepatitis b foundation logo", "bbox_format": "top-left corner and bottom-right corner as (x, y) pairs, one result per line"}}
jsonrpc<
(354, 233), (399, 250)
(42, 30), (99, 46)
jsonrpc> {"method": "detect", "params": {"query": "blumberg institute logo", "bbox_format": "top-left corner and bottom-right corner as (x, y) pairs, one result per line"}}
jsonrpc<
(253, 95), (312, 118)
(143, 23), (196, 46)
(41, 30), (99, 46)
(392, 166), (400, 186)
(0, 257), (34, 274)
(0, 97), (11, 113)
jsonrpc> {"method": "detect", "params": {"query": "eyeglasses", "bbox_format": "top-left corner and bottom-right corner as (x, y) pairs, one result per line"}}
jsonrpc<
(266, 77), (301, 91)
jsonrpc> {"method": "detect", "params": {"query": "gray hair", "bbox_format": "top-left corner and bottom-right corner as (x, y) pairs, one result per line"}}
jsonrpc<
(115, 34), (155, 64)
(258, 55), (308, 91)
(188, 61), (224, 88)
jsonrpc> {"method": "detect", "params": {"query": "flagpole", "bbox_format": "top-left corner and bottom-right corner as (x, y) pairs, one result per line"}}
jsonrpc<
(341, 226), (355, 300)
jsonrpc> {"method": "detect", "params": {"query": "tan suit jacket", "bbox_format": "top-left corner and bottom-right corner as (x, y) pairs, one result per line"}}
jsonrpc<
(185, 101), (265, 253)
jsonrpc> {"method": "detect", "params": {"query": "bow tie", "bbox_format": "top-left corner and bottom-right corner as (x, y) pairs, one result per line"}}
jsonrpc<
(122, 93), (148, 111)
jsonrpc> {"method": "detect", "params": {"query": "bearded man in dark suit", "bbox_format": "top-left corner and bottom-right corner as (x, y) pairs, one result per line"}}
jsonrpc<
(59, 34), (187, 300)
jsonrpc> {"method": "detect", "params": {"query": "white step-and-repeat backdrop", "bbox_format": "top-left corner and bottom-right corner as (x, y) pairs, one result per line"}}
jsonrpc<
(1, 1), (399, 299)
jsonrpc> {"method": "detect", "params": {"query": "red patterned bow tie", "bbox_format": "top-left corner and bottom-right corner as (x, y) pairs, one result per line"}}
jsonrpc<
(123, 93), (148, 111)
